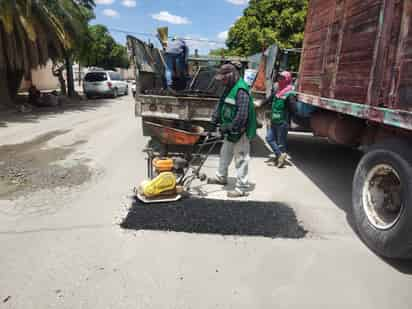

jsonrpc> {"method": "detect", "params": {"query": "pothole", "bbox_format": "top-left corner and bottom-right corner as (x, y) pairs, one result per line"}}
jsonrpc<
(0, 130), (92, 200)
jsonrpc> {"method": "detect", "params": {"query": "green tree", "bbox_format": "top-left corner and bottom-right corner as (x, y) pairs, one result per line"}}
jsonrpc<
(208, 48), (232, 57)
(227, 0), (308, 56)
(79, 24), (129, 70)
(0, 0), (94, 102)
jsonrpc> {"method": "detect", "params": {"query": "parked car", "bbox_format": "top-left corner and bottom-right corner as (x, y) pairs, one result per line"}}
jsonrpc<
(83, 71), (128, 99)
(131, 80), (137, 97)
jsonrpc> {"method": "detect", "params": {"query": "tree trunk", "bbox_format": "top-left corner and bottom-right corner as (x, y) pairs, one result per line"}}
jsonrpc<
(7, 70), (24, 99)
(0, 69), (23, 108)
(65, 54), (75, 97)
(58, 72), (67, 96)
(52, 63), (67, 95)
(78, 63), (82, 87)
(0, 69), (12, 108)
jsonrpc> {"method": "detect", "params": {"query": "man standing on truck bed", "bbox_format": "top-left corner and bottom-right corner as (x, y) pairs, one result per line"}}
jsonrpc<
(208, 63), (257, 198)
(164, 37), (189, 91)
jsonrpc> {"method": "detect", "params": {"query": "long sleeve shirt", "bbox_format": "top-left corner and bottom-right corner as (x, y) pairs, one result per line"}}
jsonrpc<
(212, 88), (250, 133)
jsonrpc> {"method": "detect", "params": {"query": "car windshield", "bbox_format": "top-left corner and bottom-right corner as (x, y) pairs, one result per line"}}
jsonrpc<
(85, 72), (107, 82)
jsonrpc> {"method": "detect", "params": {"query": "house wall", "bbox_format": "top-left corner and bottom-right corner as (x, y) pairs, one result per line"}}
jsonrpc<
(19, 61), (59, 92)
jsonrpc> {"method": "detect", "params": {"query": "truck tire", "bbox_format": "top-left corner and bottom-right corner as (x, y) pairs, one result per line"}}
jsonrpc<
(352, 139), (412, 259)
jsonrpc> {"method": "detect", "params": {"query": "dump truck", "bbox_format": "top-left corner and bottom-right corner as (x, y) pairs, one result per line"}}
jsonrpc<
(126, 35), (251, 135)
(127, 36), (305, 136)
(295, 0), (412, 258)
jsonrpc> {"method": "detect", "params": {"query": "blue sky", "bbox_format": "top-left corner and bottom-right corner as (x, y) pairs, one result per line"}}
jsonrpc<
(92, 0), (249, 54)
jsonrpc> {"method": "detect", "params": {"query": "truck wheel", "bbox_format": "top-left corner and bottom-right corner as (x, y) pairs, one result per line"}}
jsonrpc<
(352, 139), (412, 259)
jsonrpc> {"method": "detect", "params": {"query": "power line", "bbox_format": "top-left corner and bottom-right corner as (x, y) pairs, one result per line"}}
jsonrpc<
(109, 28), (155, 38)
(108, 27), (226, 45)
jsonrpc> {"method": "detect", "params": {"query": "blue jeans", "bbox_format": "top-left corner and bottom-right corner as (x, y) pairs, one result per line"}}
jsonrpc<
(165, 53), (186, 88)
(266, 122), (288, 156)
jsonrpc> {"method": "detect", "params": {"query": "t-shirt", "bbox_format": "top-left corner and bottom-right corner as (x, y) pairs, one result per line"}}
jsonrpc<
(166, 39), (187, 56)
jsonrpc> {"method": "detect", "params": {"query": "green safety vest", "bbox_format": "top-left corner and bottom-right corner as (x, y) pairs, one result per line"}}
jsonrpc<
(219, 78), (257, 143)
(271, 92), (293, 124)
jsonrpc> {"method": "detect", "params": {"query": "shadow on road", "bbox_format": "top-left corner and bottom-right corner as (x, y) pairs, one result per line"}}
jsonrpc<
(287, 133), (361, 214)
(121, 197), (307, 239)
(251, 136), (272, 158)
(0, 95), (129, 128)
(287, 132), (412, 274)
(385, 258), (412, 275)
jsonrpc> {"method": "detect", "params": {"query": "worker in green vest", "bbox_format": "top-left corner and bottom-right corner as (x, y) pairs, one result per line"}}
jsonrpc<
(264, 71), (294, 167)
(208, 63), (257, 197)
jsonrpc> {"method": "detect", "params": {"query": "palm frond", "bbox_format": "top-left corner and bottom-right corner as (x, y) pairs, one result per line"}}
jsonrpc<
(0, 0), (91, 73)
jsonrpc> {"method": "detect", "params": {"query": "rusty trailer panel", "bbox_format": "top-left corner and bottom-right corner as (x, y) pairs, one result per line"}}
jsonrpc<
(136, 95), (219, 122)
(298, 0), (412, 123)
(297, 92), (412, 131)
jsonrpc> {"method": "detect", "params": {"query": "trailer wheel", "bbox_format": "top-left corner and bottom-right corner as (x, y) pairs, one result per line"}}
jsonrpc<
(352, 139), (412, 259)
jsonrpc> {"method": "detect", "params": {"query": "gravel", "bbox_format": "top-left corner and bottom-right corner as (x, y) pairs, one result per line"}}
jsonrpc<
(0, 130), (91, 200)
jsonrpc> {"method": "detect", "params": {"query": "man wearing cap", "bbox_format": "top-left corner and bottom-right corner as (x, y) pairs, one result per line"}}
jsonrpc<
(208, 63), (257, 197)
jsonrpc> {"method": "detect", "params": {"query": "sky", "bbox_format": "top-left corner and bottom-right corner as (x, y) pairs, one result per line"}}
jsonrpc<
(92, 0), (249, 54)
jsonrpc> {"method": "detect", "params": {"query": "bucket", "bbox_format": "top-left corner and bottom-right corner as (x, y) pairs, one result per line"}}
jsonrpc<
(244, 69), (258, 86)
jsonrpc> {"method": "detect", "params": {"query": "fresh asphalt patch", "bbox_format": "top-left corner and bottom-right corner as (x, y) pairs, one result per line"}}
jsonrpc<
(121, 197), (307, 239)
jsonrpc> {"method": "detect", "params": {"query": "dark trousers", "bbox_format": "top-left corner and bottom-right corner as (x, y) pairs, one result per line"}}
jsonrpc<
(266, 122), (288, 156)
(165, 53), (186, 89)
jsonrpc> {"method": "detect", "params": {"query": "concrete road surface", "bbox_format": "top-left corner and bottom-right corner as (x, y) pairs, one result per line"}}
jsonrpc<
(0, 94), (411, 309)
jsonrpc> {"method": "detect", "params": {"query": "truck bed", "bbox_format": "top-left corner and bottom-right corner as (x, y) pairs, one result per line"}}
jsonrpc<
(297, 0), (412, 130)
(136, 94), (219, 122)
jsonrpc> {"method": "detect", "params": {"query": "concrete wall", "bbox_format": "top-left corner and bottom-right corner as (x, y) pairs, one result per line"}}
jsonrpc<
(117, 65), (136, 81)
(19, 61), (59, 92)
(18, 63), (136, 94)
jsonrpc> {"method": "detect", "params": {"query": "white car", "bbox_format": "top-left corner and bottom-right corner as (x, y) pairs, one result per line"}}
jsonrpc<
(83, 71), (128, 99)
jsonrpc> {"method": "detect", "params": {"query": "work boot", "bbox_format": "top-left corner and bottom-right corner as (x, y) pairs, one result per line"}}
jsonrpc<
(264, 153), (277, 164)
(277, 153), (287, 168)
(207, 176), (227, 185)
(227, 189), (248, 198)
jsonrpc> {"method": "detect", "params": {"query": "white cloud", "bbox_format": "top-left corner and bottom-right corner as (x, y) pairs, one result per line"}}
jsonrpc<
(217, 30), (228, 41)
(103, 9), (119, 17)
(95, 0), (115, 5)
(184, 35), (225, 54)
(151, 11), (191, 25)
(122, 0), (136, 7)
(226, 0), (248, 5)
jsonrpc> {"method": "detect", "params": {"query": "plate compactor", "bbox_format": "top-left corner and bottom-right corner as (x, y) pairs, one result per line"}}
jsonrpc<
(135, 121), (222, 203)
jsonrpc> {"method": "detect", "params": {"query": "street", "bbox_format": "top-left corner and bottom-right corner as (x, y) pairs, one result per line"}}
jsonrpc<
(0, 94), (411, 309)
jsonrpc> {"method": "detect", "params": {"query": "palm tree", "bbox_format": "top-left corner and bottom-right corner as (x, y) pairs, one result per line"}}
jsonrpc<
(0, 0), (94, 103)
